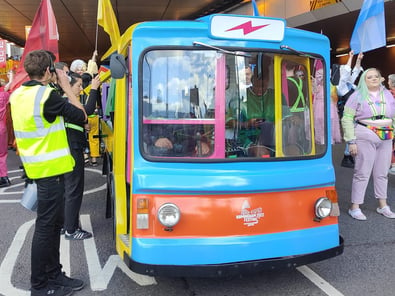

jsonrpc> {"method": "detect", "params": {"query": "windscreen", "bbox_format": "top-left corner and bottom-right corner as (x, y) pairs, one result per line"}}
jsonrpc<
(141, 49), (327, 160)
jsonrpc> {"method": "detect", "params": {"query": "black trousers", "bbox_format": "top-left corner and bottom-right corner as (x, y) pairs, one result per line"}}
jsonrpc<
(31, 175), (64, 289)
(64, 147), (85, 233)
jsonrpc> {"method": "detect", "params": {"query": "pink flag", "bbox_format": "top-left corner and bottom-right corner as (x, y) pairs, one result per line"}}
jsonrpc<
(10, 0), (59, 91)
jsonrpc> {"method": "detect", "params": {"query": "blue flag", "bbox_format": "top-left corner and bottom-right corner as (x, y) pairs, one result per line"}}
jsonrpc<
(251, 0), (259, 16)
(350, 0), (386, 54)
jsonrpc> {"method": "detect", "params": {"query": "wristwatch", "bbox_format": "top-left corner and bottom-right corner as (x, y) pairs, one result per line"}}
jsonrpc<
(348, 140), (356, 145)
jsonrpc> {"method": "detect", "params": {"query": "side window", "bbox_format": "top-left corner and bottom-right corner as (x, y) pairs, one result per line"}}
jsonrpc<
(282, 60), (312, 156)
(280, 57), (326, 157)
(225, 54), (277, 158)
(311, 59), (326, 154)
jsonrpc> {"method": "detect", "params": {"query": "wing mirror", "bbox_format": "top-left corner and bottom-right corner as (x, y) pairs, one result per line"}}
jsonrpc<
(110, 54), (128, 79)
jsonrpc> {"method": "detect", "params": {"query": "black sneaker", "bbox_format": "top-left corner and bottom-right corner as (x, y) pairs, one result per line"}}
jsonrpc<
(341, 155), (355, 168)
(31, 284), (73, 296)
(48, 272), (84, 291)
(65, 228), (92, 240)
(0, 176), (11, 188)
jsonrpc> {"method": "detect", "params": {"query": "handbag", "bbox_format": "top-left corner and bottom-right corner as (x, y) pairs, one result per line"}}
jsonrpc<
(357, 121), (394, 140)
(20, 181), (38, 211)
(373, 126), (394, 140)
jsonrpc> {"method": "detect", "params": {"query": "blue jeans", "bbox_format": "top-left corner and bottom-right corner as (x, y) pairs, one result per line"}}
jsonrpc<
(31, 175), (65, 289)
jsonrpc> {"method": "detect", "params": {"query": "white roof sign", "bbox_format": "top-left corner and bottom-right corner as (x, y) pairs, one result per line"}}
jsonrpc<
(210, 15), (285, 42)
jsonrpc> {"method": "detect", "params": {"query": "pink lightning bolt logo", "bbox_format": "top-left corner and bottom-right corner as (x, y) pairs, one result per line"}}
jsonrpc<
(226, 21), (269, 35)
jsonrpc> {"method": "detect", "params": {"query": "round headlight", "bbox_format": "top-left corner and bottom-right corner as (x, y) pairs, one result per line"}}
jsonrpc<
(157, 203), (180, 228)
(315, 197), (332, 219)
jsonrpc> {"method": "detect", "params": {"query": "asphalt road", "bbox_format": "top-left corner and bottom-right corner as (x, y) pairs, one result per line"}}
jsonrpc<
(1, 144), (395, 296)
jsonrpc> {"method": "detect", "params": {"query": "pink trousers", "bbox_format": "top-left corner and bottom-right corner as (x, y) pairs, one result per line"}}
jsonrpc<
(351, 124), (392, 204)
(0, 120), (8, 177)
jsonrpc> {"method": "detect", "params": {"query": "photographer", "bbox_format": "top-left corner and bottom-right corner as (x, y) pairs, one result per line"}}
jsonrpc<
(10, 50), (87, 296)
(63, 72), (101, 240)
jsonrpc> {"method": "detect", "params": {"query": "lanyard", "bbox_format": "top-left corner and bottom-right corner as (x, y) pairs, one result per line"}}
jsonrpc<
(365, 92), (386, 118)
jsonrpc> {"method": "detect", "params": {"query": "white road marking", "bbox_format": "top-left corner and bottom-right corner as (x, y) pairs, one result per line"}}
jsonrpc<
(0, 168), (105, 200)
(0, 199), (21, 203)
(80, 215), (157, 290)
(7, 169), (23, 174)
(0, 215), (156, 295)
(60, 237), (71, 276)
(297, 265), (344, 296)
(0, 219), (33, 296)
(83, 183), (107, 195)
(0, 167), (156, 293)
(0, 184), (24, 196)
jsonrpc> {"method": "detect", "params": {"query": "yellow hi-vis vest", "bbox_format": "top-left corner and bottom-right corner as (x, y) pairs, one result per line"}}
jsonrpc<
(10, 85), (75, 179)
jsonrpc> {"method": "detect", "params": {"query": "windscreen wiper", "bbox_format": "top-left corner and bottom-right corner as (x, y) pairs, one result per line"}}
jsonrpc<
(280, 45), (315, 58)
(193, 41), (251, 57)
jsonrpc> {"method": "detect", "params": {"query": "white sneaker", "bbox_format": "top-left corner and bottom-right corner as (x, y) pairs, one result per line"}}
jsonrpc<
(348, 208), (367, 221)
(376, 206), (395, 219)
(389, 166), (395, 175)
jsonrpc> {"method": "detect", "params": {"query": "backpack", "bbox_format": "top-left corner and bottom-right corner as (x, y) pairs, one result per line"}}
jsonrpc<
(337, 88), (354, 118)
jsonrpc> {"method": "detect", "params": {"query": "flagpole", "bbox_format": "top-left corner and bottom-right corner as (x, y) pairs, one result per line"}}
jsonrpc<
(95, 22), (98, 51)
(95, 1), (99, 51)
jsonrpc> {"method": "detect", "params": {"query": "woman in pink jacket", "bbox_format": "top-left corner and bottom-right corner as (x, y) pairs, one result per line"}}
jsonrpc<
(0, 71), (12, 187)
(0, 89), (11, 187)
